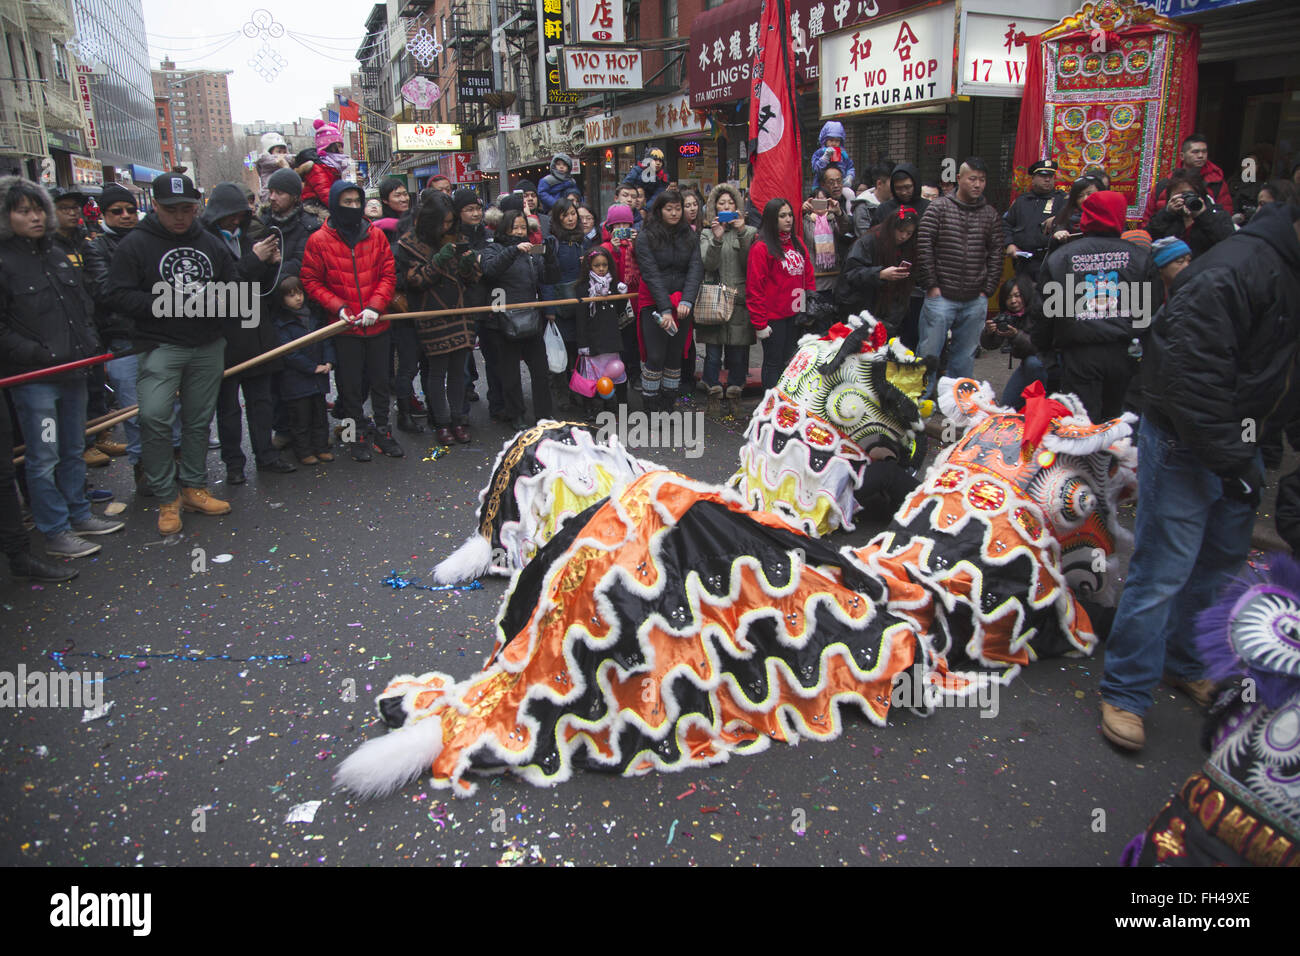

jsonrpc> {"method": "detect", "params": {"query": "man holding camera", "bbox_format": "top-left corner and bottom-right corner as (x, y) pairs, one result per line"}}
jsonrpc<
(1147, 169), (1234, 259)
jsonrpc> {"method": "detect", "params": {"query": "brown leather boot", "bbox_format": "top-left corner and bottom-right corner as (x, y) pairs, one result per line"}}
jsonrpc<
(83, 447), (111, 467)
(1100, 702), (1145, 751)
(158, 496), (182, 536)
(180, 487), (231, 516)
(1162, 673), (1215, 709)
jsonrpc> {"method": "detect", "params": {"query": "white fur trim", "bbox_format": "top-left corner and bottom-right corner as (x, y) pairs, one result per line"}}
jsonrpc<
(434, 534), (495, 584)
(334, 716), (443, 800)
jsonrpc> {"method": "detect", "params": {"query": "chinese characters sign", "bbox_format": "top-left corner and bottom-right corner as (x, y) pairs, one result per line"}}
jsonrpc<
(819, 3), (955, 118)
(689, 0), (930, 107)
(575, 0), (625, 44)
(957, 11), (1055, 97)
(540, 0), (580, 105)
(453, 151), (482, 183)
(394, 123), (462, 150)
(584, 93), (708, 148)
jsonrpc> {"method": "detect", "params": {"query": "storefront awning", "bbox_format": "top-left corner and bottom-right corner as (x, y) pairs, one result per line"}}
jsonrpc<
(688, 0), (933, 109)
(389, 152), (444, 173)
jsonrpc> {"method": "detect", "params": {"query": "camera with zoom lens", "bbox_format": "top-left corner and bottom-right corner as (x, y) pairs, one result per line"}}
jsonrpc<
(1183, 194), (1205, 214)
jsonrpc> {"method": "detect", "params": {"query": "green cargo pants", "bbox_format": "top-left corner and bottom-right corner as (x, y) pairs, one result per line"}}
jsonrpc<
(136, 339), (225, 500)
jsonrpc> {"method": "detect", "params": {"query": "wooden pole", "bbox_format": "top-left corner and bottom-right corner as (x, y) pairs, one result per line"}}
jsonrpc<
(11, 295), (637, 465)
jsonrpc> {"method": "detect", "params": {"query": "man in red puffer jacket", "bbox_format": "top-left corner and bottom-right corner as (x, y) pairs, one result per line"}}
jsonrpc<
(1141, 132), (1235, 224)
(301, 181), (400, 461)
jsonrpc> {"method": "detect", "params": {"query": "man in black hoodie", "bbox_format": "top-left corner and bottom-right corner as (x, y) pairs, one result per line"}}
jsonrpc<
(1099, 201), (1300, 753)
(204, 182), (294, 483)
(870, 162), (930, 227)
(107, 172), (239, 535)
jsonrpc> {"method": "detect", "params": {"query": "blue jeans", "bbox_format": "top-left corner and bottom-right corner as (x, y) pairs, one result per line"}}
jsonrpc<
(106, 352), (141, 463)
(918, 294), (987, 397)
(1000, 355), (1047, 409)
(1099, 417), (1258, 716)
(10, 378), (91, 536)
(703, 343), (748, 390)
(105, 351), (181, 463)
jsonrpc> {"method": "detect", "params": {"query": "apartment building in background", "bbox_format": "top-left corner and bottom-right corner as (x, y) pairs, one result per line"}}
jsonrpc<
(151, 56), (236, 192)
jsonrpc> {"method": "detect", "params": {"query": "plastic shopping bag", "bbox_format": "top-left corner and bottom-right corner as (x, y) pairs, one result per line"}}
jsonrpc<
(544, 321), (568, 374)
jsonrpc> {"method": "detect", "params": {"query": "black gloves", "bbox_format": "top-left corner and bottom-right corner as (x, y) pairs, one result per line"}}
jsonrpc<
(1219, 459), (1265, 508)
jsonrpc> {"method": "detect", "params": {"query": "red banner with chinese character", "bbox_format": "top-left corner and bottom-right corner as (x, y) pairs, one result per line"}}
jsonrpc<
(748, 0), (803, 215)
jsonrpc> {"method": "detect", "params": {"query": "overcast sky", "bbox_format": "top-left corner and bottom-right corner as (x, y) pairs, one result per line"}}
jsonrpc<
(140, 1), (369, 124)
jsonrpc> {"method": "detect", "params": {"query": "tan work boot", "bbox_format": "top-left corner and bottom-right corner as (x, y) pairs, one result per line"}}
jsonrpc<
(1163, 673), (1215, 709)
(706, 384), (722, 416)
(1100, 702), (1145, 751)
(83, 446), (111, 467)
(95, 437), (128, 456)
(158, 496), (182, 536)
(180, 487), (232, 516)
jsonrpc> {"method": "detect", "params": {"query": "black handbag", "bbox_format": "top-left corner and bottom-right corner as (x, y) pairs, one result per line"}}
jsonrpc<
(798, 290), (838, 331)
(501, 306), (542, 341)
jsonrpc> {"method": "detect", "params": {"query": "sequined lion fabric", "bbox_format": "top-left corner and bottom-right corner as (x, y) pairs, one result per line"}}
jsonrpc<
(730, 314), (931, 537)
(337, 378), (1137, 799)
(1122, 555), (1300, 867)
(433, 420), (658, 584)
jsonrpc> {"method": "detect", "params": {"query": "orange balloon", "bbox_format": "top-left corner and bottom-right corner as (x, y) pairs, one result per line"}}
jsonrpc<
(596, 376), (615, 398)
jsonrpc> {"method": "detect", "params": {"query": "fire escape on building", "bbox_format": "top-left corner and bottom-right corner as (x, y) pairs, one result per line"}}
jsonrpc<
(444, 0), (544, 136)
(0, 0), (85, 161)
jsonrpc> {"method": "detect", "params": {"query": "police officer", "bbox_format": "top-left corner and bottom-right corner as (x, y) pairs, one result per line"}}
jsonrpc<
(1003, 159), (1066, 278)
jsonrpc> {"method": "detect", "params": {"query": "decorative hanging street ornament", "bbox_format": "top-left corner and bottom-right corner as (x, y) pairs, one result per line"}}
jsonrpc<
(400, 74), (441, 110)
(405, 21), (443, 68)
(249, 41), (287, 82)
(242, 8), (285, 40)
(67, 33), (104, 63)
(241, 9), (286, 82)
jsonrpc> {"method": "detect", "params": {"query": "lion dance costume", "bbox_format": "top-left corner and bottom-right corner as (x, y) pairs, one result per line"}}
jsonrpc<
(1122, 554), (1300, 867)
(337, 376), (1137, 798)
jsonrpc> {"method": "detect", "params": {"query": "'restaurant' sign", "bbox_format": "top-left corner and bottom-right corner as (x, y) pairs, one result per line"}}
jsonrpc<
(689, 0), (931, 107)
(563, 47), (643, 91)
(957, 11), (1055, 97)
(820, 3), (955, 118)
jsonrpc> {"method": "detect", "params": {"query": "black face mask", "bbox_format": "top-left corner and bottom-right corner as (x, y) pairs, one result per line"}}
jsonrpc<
(331, 203), (364, 243)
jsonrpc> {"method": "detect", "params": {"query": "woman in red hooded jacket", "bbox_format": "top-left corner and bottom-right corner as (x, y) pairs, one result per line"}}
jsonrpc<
(747, 197), (815, 391)
(300, 180), (400, 462)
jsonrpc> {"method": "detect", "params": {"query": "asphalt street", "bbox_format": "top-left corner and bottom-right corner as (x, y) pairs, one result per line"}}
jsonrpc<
(1, 347), (1265, 867)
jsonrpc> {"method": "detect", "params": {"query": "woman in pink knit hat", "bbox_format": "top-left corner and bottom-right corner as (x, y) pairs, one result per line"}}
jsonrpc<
(302, 119), (350, 220)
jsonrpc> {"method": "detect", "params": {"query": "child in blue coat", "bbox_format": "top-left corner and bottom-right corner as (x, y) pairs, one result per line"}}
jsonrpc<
(273, 276), (336, 465)
(810, 120), (857, 189)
